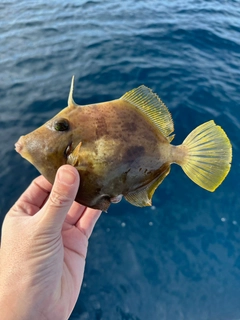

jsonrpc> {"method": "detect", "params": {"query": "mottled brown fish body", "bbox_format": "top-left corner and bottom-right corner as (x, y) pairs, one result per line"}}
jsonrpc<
(68, 100), (171, 209)
(15, 77), (232, 211)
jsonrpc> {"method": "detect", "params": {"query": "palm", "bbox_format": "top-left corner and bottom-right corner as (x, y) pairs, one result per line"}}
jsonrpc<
(36, 195), (101, 319)
(60, 203), (97, 312)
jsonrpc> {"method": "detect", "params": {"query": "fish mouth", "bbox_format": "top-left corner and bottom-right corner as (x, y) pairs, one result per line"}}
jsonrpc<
(15, 140), (23, 154)
(15, 136), (34, 164)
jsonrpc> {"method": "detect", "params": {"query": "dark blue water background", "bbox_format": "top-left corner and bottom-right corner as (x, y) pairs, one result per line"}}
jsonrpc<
(0, 1), (240, 319)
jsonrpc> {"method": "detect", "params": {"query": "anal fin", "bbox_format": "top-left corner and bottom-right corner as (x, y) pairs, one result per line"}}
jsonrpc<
(124, 164), (170, 207)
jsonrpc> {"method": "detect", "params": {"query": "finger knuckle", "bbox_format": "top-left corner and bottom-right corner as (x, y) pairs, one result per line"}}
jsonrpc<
(49, 191), (72, 208)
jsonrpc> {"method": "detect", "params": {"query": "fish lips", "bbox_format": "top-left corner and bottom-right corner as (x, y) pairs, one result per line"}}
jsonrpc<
(15, 138), (23, 154)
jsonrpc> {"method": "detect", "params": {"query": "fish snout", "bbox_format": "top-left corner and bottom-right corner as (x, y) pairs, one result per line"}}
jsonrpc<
(15, 136), (25, 154)
(15, 135), (34, 164)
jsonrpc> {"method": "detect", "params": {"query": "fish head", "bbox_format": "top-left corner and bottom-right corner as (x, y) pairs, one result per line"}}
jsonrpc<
(15, 106), (81, 183)
(15, 76), (81, 183)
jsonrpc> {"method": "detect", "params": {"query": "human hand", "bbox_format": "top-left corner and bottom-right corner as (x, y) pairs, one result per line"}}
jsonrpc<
(0, 165), (101, 320)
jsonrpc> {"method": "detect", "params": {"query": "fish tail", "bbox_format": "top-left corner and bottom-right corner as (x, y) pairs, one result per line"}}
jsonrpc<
(177, 120), (232, 191)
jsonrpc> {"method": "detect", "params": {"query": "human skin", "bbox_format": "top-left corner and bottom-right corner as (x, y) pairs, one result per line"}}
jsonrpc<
(0, 165), (101, 320)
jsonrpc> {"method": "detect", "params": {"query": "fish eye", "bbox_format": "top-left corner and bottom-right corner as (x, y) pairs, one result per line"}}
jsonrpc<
(54, 118), (69, 131)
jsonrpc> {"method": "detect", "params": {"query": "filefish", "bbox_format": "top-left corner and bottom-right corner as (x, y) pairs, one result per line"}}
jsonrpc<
(15, 77), (232, 211)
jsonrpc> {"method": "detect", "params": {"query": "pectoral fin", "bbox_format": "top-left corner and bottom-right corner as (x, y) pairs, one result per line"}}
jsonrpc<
(67, 142), (82, 167)
(124, 164), (170, 207)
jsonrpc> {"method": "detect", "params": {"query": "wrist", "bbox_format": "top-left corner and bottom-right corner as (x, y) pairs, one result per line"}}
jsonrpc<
(0, 263), (38, 320)
(0, 281), (33, 320)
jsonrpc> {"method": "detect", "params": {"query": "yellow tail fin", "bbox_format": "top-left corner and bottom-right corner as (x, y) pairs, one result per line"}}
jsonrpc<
(181, 120), (232, 191)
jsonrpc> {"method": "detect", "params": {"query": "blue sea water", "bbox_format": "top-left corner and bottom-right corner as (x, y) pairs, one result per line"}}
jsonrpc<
(0, 1), (240, 319)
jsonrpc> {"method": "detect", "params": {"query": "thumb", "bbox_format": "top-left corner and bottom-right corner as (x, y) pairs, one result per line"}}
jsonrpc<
(39, 164), (80, 231)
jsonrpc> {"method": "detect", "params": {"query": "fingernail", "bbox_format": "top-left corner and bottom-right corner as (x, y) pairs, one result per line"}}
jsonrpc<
(58, 168), (76, 186)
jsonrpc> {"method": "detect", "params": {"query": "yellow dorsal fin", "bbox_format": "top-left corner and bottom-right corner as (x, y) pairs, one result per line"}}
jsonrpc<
(121, 85), (174, 140)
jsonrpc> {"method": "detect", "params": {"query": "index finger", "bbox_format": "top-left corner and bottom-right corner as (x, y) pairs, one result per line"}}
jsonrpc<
(12, 175), (53, 216)
(76, 208), (101, 239)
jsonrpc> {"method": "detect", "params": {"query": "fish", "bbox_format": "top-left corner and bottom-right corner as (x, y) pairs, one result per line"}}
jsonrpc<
(15, 77), (232, 211)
